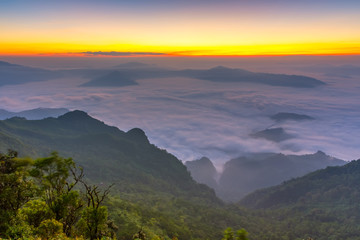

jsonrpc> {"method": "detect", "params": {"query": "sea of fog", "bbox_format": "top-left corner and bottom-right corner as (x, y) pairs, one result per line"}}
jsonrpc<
(1, 56), (359, 167)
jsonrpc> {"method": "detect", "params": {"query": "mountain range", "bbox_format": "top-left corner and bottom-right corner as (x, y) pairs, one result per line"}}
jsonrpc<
(82, 65), (325, 88)
(0, 60), (325, 88)
(0, 107), (69, 120)
(186, 151), (345, 202)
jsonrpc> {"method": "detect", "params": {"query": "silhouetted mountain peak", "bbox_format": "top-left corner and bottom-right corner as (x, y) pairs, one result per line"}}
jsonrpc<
(270, 112), (315, 122)
(198, 156), (212, 163)
(58, 110), (91, 121)
(211, 66), (230, 70)
(126, 128), (149, 144)
(81, 70), (138, 87)
(315, 150), (326, 156)
(250, 127), (294, 142)
(185, 157), (218, 189)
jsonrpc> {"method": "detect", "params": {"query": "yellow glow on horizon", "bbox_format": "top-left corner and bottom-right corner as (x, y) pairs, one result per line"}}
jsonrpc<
(0, 41), (359, 57)
(1, 1), (359, 57)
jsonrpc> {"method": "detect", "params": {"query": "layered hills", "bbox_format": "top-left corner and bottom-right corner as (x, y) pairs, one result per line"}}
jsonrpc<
(0, 107), (69, 120)
(235, 159), (360, 240)
(186, 152), (345, 202)
(240, 158), (360, 208)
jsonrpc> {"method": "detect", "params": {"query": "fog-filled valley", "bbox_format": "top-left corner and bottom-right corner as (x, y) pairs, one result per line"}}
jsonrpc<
(1, 56), (360, 165)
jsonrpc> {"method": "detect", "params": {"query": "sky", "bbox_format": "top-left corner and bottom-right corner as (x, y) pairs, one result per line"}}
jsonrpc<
(1, 0), (360, 56)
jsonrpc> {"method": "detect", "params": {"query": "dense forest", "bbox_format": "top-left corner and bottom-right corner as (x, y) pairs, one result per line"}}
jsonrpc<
(1, 111), (360, 239)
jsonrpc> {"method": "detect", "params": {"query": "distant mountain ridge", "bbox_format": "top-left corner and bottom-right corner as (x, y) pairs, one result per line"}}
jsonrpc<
(80, 71), (138, 87)
(270, 112), (315, 122)
(250, 127), (294, 142)
(239, 158), (360, 209)
(186, 151), (346, 202)
(0, 60), (61, 86)
(81, 64), (326, 88)
(0, 108), (69, 120)
(0, 60), (325, 88)
(185, 157), (218, 189)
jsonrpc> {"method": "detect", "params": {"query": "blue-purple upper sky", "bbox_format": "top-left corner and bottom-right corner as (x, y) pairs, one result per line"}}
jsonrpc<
(1, 0), (359, 56)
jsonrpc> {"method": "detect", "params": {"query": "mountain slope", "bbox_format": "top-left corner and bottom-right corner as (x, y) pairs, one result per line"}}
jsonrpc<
(185, 157), (218, 189)
(0, 110), (218, 202)
(217, 151), (345, 202)
(239, 159), (360, 209)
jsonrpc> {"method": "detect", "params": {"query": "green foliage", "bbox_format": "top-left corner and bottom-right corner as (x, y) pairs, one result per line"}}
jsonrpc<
(78, 206), (109, 240)
(235, 229), (249, 240)
(222, 227), (234, 240)
(222, 227), (248, 240)
(20, 199), (54, 228)
(0, 150), (35, 236)
(30, 152), (85, 236)
(37, 219), (63, 239)
(0, 150), (113, 239)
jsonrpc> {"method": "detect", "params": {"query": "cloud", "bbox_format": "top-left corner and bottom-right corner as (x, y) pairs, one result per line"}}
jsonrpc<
(0, 59), (360, 166)
(82, 51), (166, 56)
(0, 97), (23, 110)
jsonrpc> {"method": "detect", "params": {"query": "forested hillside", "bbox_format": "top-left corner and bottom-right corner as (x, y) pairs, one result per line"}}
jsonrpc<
(1, 110), (360, 240)
(237, 160), (360, 240)
(0, 110), (217, 202)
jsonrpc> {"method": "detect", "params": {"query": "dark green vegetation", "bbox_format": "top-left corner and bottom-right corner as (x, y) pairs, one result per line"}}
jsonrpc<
(0, 150), (114, 239)
(238, 160), (360, 240)
(0, 110), (359, 240)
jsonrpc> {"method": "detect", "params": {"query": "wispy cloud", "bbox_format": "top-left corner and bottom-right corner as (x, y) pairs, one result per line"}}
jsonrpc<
(82, 51), (166, 56)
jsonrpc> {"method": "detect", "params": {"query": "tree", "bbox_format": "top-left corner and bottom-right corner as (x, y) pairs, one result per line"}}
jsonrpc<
(235, 228), (249, 240)
(222, 227), (249, 240)
(222, 227), (234, 240)
(0, 150), (34, 236)
(30, 152), (84, 236)
(78, 180), (114, 240)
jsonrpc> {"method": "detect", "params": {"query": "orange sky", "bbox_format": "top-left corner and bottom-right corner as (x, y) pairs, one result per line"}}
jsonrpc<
(1, 1), (359, 56)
